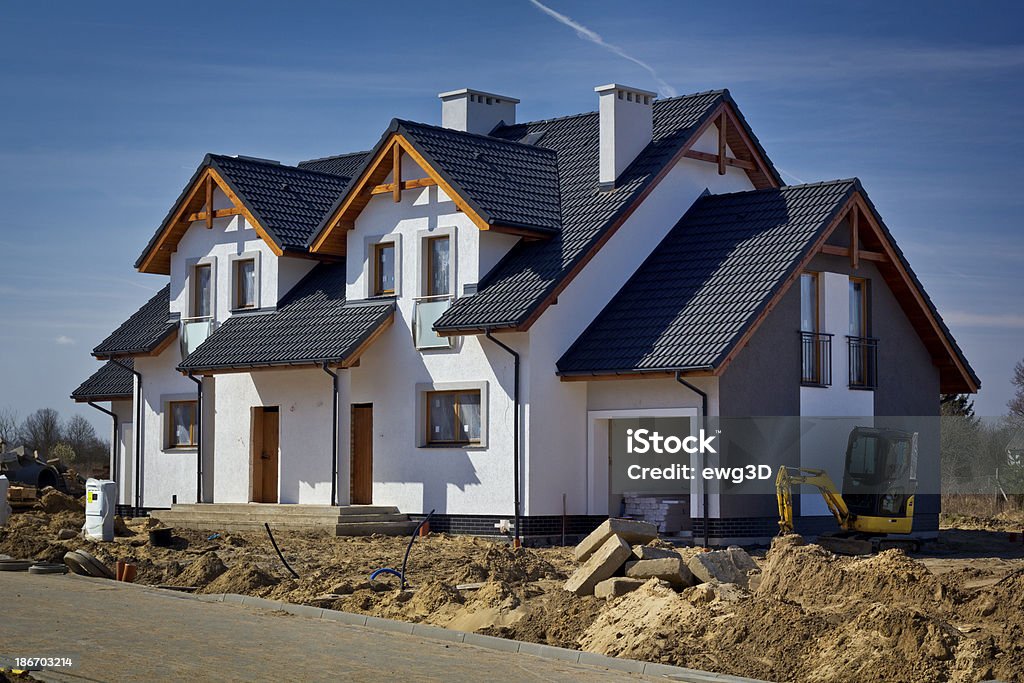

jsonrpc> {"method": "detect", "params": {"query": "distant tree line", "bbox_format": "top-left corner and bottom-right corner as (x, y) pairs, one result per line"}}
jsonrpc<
(0, 407), (109, 476)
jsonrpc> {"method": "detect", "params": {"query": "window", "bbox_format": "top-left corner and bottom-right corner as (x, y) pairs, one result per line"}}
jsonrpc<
(849, 277), (869, 337)
(193, 263), (212, 318)
(847, 277), (877, 389)
(800, 272), (831, 386)
(373, 242), (395, 296)
(425, 235), (450, 297)
(234, 258), (256, 309)
(425, 390), (480, 445)
(167, 400), (197, 448)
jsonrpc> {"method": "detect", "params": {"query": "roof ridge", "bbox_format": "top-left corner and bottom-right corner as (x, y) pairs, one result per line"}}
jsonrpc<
(393, 118), (558, 154)
(297, 149), (371, 165)
(208, 153), (353, 181)
(700, 178), (859, 200)
(500, 89), (729, 131)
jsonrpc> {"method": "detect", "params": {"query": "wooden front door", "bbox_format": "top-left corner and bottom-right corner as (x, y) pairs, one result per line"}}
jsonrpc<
(351, 404), (373, 505)
(252, 407), (279, 503)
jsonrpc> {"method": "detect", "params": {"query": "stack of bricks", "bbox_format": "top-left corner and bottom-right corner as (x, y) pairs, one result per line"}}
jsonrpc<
(623, 495), (689, 533)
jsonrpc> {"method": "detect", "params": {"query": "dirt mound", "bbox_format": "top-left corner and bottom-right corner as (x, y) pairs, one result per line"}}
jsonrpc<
(485, 587), (603, 649)
(172, 553), (228, 587)
(38, 488), (83, 514)
(202, 562), (279, 595)
(457, 545), (562, 584)
(408, 580), (464, 614)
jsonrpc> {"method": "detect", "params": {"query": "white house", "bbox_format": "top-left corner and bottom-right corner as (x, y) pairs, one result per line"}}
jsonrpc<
(73, 85), (978, 544)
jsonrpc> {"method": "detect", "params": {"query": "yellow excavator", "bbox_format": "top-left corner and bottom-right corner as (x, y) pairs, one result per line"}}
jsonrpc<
(777, 426), (922, 554)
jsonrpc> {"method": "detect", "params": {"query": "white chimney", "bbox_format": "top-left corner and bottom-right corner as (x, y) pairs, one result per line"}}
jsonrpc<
(439, 88), (519, 134)
(595, 83), (656, 188)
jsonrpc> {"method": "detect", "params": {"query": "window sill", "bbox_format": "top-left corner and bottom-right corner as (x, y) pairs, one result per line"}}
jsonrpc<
(800, 383), (831, 389)
(418, 443), (486, 450)
(848, 385), (877, 392)
(165, 446), (198, 453)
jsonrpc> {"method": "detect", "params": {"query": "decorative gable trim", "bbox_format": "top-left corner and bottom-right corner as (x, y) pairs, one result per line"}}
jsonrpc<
(681, 101), (778, 190)
(136, 163), (282, 275)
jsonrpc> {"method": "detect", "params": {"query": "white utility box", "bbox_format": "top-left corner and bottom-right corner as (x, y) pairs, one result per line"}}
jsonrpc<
(83, 478), (117, 541)
(0, 475), (10, 527)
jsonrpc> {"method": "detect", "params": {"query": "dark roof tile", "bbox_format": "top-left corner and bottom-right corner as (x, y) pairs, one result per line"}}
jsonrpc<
(93, 286), (176, 358)
(71, 359), (134, 401)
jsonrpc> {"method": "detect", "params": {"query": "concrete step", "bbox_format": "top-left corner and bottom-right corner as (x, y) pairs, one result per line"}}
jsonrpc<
(335, 521), (418, 536)
(157, 504), (401, 516)
(150, 510), (402, 525)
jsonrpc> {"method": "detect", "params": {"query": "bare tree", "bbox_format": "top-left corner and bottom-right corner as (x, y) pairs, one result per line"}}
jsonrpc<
(18, 408), (62, 459)
(62, 414), (108, 473)
(1010, 358), (1024, 421)
(0, 407), (18, 449)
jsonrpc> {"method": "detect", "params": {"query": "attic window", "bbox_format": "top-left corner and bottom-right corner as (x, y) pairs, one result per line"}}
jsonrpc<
(519, 130), (546, 146)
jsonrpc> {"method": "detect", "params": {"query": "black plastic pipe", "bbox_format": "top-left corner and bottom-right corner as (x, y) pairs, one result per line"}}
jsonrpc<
(675, 372), (710, 548)
(321, 362), (340, 506)
(110, 358), (143, 511)
(86, 402), (118, 485)
(186, 372), (203, 504)
(485, 330), (521, 546)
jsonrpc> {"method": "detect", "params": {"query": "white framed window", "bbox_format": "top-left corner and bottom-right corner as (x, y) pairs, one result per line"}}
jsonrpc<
(416, 381), (488, 448)
(229, 251), (261, 311)
(192, 263), (212, 318)
(413, 228), (456, 349)
(166, 400), (197, 449)
(365, 234), (401, 298)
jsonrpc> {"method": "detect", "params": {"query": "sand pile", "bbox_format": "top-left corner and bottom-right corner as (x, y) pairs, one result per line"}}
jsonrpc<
(202, 561), (279, 595)
(38, 488), (83, 514)
(457, 545), (562, 584)
(172, 553), (228, 587)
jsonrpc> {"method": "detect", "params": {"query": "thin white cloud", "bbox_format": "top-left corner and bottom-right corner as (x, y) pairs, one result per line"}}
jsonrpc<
(527, 0), (677, 97)
(943, 311), (1024, 329)
(55, 335), (76, 346)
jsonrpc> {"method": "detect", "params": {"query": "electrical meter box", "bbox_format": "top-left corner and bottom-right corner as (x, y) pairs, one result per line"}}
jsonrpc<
(0, 475), (10, 527)
(83, 478), (117, 541)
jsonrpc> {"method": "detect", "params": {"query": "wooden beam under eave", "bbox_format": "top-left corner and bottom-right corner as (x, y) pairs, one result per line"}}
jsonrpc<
(369, 177), (437, 195)
(717, 112), (727, 175)
(185, 208), (244, 223)
(850, 206), (860, 269)
(819, 244), (886, 262)
(392, 145), (402, 203)
(683, 150), (757, 171)
(205, 176), (214, 229)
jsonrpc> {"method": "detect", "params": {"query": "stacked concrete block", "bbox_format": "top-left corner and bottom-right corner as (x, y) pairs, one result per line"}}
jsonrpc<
(622, 495), (689, 533)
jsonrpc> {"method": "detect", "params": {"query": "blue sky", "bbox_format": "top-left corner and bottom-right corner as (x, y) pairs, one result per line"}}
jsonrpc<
(1, 1), (1021, 435)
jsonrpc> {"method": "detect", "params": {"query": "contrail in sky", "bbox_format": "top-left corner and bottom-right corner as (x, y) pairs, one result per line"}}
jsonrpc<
(527, 0), (677, 97)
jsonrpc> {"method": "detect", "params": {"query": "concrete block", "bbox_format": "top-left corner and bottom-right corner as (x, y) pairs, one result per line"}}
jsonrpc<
(280, 603), (324, 619)
(574, 518), (658, 562)
(364, 615), (415, 634)
(517, 641), (582, 663)
(464, 632), (522, 653)
(594, 577), (646, 599)
(411, 623), (467, 643)
(577, 650), (646, 674)
(631, 545), (681, 561)
(320, 609), (368, 626)
(625, 557), (696, 588)
(565, 534), (632, 596)
(686, 547), (757, 588)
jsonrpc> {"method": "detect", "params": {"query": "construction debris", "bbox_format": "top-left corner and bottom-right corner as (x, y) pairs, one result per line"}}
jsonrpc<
(572, 518), (657, 562)
(564, 534), (632, 595)
(625, 557), (696, 588)
(631, 544), (681, 561)
(686, 546), (759, 588)
(594, 577), (646, 599)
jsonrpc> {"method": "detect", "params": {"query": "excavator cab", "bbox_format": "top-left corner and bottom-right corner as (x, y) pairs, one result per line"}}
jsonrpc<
(841, 427), (917, 534)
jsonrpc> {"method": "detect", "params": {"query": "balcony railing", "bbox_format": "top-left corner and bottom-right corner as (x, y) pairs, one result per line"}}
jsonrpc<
(180, 316), (214, 358)
(800, 331), (832, 386)
(413, 296), (453, 349)
(847, 335), (878, 389)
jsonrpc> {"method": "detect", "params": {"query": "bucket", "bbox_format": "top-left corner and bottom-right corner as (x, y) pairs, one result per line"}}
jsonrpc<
(149, 527), (173, 546)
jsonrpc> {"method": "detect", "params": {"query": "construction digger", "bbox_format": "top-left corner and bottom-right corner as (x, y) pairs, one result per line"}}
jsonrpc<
(776, 426), (921, 555)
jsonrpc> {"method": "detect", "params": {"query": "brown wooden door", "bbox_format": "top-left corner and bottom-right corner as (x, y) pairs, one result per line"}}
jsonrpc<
(252, 407), (279, 503)
(351, 404), (373, 505)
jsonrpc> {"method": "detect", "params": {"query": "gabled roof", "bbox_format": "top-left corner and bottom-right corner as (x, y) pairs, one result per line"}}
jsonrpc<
(557, 180), (979, 394)
(298, 151), (371, 177)
(433, 90), (782, 333)
(177, 264), (394, 372)
(93, 285), (177, 359)
(71, 359), (134, 402)
(308, 119), (564, 254)
(136, 155), (353, 274)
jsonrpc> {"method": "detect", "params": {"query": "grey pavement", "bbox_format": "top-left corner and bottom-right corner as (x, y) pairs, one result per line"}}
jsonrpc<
(0, 572), (659, 683)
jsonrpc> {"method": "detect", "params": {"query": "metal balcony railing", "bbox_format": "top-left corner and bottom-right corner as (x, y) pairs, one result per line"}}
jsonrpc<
(413, 296), (453, 349)
(180, 316), (214, 358)
(800, 331), (832, 386)
(847, 335), (878, 389)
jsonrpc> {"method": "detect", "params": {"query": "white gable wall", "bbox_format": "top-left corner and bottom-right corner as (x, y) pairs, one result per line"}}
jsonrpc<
(522, 124), (755, 517)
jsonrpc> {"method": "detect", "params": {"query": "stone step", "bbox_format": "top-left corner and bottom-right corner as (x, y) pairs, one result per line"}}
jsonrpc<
(335, 521), (418, 536)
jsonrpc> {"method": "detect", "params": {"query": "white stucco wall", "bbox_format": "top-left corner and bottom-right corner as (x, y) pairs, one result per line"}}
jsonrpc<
(210, 367), (342, 504)
(522, 124), (754, 517)
(134, 346), (200, 508)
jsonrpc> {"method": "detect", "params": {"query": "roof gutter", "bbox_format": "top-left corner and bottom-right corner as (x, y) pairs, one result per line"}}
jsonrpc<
(321, 362), (340, 507)
(186, 372), (204, 504)
(85, 402), (118, 492)
(485, 329), (521, 548)
(675, 371), (710, 548)
(556, 364), (715, 378)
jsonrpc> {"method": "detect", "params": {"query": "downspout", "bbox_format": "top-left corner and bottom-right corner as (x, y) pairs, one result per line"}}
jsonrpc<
(675, 371), (710, 548)
(321, 362), (340, 507)
(110, 358), (143, 511)
(86, 402), (118, 486)
(186, 372), (203, 504)
(485, 330), (521, 547)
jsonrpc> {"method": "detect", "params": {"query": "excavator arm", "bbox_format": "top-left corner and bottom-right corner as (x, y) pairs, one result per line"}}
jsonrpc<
(776, 466), (853, 534)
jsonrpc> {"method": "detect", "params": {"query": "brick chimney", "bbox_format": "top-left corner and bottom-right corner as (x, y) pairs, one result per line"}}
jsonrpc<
(595, 83), (656, 188)
(439, 88), (519, 135)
